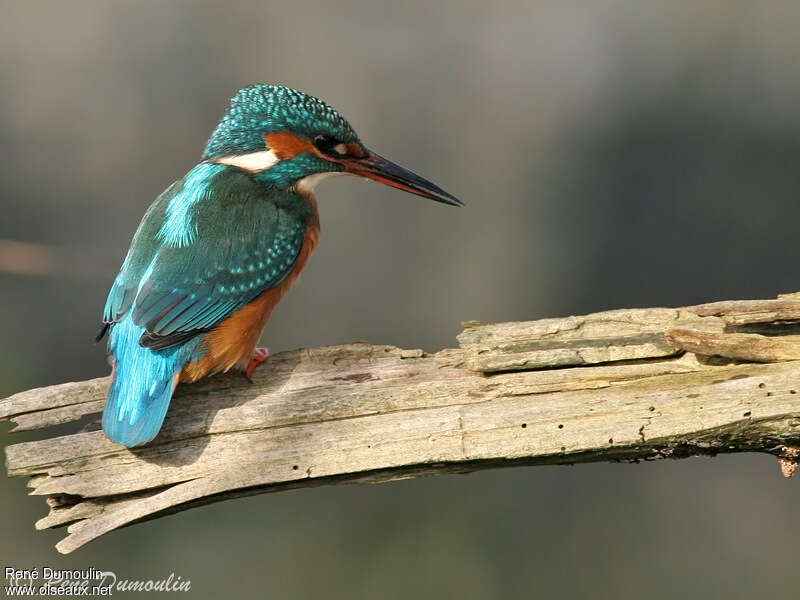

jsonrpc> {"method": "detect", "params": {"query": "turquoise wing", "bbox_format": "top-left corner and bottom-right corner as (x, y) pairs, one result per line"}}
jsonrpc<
(102, 181), (181, 326)
(101, 163), (311, 349)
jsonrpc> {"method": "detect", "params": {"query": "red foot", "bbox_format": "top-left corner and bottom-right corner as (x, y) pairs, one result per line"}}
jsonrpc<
(245, 347), (270, 379)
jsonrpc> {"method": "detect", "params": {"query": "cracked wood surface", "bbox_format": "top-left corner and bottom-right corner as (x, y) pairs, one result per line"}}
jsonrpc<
(4, 293), (800, 553)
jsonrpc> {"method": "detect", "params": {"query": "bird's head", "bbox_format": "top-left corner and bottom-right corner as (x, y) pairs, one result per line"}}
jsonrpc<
(202, 84), (462, 206)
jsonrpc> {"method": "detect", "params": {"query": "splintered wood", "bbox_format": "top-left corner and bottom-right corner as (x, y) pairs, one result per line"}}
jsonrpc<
(4, 294), (800, 553)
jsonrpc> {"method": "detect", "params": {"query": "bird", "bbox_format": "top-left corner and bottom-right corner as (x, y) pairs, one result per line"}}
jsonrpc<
(96, 84), (462, 447)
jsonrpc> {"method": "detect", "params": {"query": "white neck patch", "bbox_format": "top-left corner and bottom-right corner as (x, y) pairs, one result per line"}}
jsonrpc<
(296, 172), (345, 194)
(216, 149), (280, 172)
(216, 150), (346, 193)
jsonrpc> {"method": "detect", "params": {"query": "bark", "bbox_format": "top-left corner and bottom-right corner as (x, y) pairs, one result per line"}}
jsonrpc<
(4, 293), (800, 554)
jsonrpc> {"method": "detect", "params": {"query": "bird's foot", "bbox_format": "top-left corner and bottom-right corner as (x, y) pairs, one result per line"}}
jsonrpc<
(244, 347), (270, 381)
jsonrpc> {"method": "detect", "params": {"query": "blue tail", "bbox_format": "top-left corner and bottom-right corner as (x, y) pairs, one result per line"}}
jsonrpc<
(102, 316), (191, 447)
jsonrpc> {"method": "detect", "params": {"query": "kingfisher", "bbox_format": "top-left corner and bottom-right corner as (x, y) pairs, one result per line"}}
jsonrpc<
(96, 84), (461, 447)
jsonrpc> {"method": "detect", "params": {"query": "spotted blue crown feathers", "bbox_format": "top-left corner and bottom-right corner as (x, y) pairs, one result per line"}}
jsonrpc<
(203, 84), (360, 159)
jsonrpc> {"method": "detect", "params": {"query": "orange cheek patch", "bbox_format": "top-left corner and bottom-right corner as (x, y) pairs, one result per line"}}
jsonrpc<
(264, 131), (314, 160)
(265, 132), (365, 163)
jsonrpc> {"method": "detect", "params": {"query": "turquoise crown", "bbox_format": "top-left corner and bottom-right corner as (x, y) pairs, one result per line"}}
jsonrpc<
(203, 84), (360, 159)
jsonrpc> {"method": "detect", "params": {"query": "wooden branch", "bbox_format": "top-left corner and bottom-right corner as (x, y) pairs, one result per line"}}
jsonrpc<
(5, 293), (800, 554)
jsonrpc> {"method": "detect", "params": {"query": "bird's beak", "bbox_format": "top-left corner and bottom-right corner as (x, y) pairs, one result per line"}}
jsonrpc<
(344, 151), (463, 206)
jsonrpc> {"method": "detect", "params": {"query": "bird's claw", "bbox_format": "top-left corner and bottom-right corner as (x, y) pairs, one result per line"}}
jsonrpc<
(244, 347), (270, 381)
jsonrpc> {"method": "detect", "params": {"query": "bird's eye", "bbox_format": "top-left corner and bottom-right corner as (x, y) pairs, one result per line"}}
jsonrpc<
(313, 134), (346, 157)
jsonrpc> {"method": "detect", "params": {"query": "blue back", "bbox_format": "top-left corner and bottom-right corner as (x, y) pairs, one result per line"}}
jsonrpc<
(101, 163), (312, 446)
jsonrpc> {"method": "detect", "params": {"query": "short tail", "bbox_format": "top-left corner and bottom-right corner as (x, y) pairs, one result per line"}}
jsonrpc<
(102, 317), (185, 447)
(102, 368), (178, 447)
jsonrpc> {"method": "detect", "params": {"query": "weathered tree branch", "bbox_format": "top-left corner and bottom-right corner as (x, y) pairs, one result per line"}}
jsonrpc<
(5, 293), (800, 553)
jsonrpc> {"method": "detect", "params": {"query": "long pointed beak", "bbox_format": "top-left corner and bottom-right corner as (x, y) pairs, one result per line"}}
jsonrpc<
(345, 151), (463, 207)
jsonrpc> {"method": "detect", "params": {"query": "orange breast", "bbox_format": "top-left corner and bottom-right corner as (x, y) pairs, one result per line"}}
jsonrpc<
(180, 198), (319, 383)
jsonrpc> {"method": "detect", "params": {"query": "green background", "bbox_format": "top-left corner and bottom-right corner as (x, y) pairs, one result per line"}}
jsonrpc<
(2, 1), (800, 597)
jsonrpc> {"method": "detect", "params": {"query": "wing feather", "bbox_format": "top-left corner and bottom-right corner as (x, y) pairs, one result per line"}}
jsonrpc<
(99, 164), (312, 349)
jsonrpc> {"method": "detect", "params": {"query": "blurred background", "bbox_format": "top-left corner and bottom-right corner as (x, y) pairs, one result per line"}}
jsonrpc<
(2, 1), (800, 597)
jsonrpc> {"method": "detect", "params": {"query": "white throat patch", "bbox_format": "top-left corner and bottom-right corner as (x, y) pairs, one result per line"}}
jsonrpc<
(216, 149), (280, 172)
(296, 172), (345, 194)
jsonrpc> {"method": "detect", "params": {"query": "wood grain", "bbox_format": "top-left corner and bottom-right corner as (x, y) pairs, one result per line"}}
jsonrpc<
(4, 293), (800, 553)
